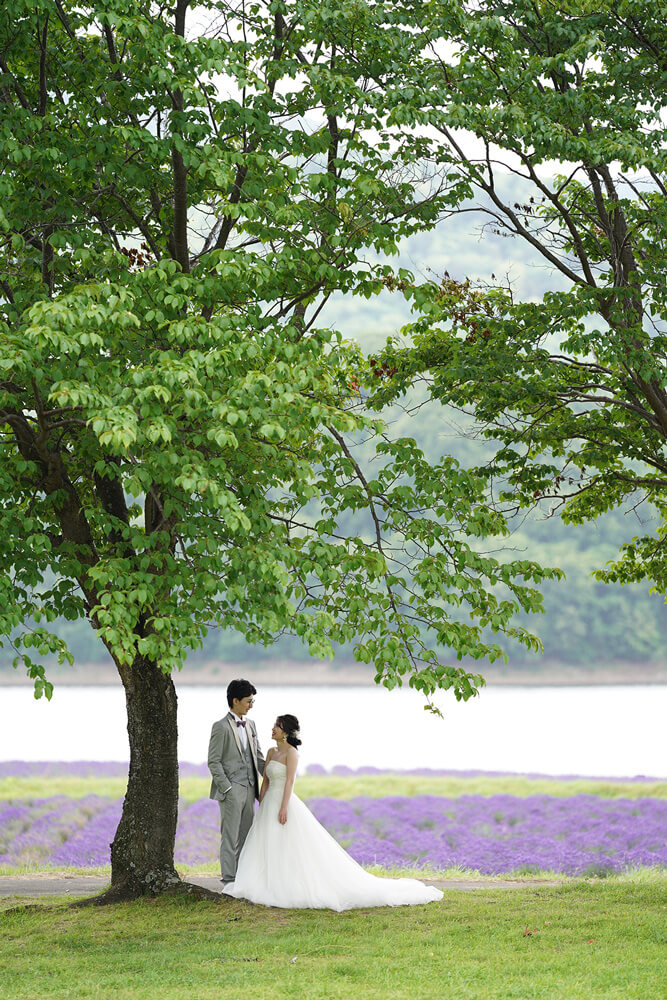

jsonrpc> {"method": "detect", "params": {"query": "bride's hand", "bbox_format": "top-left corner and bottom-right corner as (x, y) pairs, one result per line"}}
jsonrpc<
(278, 806), (288, 825)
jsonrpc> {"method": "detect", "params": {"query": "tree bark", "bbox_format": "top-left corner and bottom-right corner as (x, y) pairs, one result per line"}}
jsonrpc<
(107, 655), (181, 900)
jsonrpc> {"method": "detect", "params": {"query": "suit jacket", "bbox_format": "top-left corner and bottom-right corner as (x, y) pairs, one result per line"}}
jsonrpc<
(208, 712), (265, 801)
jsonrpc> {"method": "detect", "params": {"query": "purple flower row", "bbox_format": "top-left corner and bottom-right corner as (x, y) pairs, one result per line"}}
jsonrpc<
(1, 761), (662, 781)
(1, 793), (665, 876)
(308, 793), (667, 875)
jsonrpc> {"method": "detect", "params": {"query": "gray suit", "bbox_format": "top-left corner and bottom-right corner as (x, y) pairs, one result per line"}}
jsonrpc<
(208, 712), (265, 881)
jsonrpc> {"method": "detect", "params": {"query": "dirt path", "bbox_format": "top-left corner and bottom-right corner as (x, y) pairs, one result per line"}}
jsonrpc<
(0, 874), (563, 899)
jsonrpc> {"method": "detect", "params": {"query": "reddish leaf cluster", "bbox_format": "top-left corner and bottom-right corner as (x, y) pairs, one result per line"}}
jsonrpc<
(381, 274), (412, 294)
(368, 357), (398, 381)
(533, 469), (587, 499)
(120, 241), (153, 271)
(463, 322), (492, 345)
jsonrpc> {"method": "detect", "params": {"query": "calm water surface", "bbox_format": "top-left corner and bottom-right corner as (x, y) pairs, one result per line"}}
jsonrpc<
(1, 683), (665, 778)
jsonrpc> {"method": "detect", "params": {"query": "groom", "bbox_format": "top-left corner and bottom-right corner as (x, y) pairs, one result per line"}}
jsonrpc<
(208, 678), (265, 885)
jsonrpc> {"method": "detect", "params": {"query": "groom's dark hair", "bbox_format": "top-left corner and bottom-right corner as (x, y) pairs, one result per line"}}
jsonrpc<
(227, 678), (257, 708)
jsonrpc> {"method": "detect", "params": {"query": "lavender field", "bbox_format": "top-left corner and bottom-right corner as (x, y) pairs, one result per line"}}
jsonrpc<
(1, 763), (665, 876)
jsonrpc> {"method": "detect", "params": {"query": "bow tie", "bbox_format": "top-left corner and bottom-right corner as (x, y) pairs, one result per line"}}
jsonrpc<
(236, 720), (246, 728)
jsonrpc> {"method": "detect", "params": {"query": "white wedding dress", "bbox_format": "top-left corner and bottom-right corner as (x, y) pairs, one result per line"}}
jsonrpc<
(224, 760), (443, 910)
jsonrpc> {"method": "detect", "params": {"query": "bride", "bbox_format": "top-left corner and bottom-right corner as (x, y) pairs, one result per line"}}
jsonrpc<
(223, 714), (443, 910)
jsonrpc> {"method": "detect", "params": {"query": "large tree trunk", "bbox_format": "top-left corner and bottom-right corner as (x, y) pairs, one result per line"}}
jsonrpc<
(108, 656), (181, 899)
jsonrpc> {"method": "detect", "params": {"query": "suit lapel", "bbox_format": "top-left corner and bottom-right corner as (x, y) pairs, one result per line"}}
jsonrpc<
(247, 720), (259, 773)
(227, 713), (242, 756)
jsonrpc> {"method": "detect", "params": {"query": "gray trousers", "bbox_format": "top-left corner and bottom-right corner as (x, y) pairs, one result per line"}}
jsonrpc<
(218, 781), (256, 881)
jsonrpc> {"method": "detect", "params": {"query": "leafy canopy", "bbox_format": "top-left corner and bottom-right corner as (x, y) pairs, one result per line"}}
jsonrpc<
(0, 0), (561, 702)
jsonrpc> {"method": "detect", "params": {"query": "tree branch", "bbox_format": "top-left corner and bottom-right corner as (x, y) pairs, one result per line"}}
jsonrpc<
(37, 17), (48, 117)
(170, 0), (191, 273)
(0, 54), (31, 110)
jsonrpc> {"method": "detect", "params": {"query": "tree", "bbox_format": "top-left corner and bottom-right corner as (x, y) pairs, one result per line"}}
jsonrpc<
(369, 0), (667, 595)
(0, 1), (559, 901)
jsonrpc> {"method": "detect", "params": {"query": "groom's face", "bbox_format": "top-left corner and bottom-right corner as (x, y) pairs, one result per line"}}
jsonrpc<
(232, 695), (254, 718)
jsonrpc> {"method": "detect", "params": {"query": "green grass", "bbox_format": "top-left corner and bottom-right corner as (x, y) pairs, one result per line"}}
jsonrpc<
(2, 773), (665, 803)
(1, 873), (665, 999)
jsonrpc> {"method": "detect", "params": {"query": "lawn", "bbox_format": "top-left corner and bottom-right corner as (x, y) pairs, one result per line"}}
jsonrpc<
(1, 873), (666, 1000)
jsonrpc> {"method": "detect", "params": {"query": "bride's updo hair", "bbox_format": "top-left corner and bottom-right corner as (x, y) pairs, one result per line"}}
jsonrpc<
(277, 714), (302, 748)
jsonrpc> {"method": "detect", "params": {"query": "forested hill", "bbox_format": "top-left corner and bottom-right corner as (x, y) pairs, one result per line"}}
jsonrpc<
(3, 189), (665, 678)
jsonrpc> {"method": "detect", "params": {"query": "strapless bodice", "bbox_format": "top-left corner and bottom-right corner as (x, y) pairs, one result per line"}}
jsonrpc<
(266, 759), (287, 784)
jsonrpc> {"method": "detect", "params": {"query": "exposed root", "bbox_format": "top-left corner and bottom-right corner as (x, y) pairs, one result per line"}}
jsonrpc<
(72, 879), (224, 907)
(164, 880), (222, 902)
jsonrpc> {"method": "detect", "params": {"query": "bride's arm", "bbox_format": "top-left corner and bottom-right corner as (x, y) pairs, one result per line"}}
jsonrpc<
(259, 748), (273, 804)
(278, 747), (298, 825)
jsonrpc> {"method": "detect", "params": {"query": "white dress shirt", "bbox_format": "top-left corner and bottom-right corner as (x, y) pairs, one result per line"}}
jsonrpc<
(231, 711), (249, 750)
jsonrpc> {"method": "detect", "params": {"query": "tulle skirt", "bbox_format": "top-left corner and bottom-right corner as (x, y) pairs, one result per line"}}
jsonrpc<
(224, 768), (443, 911)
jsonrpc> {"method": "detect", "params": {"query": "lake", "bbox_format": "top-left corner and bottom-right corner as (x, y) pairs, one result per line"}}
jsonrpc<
(1, 683), (665, 778)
